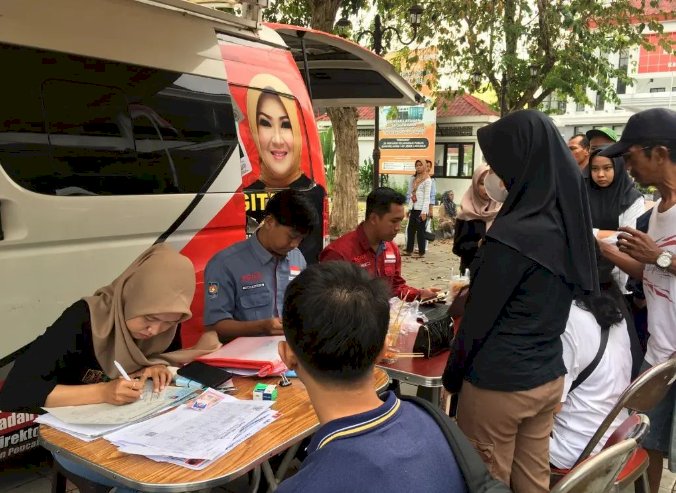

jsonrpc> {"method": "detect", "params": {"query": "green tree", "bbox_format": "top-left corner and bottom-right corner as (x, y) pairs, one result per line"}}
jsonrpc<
(387, 0), (672, 116)
(319, 128), (336, 194)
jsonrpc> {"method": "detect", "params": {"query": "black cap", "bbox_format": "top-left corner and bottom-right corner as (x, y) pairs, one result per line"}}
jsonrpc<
(600, 108), (676, 158)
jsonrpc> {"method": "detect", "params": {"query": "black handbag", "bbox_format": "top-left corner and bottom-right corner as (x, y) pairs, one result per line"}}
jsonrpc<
(413, 303), (453, 358)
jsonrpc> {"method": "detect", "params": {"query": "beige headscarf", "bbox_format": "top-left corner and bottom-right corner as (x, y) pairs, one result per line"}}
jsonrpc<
(246, 74), (303, 188)
(457, 164), (502, 229)
(84, 244), (221, 378)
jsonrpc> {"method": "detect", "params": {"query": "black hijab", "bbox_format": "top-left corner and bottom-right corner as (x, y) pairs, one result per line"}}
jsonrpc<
(477, 110), (598, 294)
(586, 153), (643, 230)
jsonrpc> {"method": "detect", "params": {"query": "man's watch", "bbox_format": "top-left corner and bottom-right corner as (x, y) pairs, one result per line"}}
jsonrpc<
(656, 250), (673, 270)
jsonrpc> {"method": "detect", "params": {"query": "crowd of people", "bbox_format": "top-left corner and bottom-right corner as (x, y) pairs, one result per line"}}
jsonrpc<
(0, 107), (674, 493)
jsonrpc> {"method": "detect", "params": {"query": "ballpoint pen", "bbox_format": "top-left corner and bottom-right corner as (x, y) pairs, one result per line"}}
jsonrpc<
(114, 360), (144, 399)
(114, 360), (131, 381)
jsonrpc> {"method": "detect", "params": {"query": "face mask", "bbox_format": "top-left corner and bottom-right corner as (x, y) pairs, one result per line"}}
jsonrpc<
(484, 172), (509, 203)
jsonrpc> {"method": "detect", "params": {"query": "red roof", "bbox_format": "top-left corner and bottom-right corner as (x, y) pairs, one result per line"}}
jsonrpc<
(435, 93), (499, 117)
(315, 93), (497, 122)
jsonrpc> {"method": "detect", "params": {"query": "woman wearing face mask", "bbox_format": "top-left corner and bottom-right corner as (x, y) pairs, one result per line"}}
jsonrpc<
(586, 151), (644, 292)
(443, 110), (598, 493)
(452, 164), (501, 274)
(405, 159), (432, 257)
(245, 74), (325, 263)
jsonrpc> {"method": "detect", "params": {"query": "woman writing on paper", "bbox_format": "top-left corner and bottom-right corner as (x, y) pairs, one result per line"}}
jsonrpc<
(0, 244), (219, 413)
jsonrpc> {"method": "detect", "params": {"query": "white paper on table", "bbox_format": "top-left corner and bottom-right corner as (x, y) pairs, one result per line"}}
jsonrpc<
(43, 382), (197, 425)
(36, 412), (130, 439)
(106, 393), (275, 461)
(145, 409), (279, 470)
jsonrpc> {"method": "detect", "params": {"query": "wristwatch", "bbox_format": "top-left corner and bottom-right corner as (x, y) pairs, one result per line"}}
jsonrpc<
(656, 250), (673, 270)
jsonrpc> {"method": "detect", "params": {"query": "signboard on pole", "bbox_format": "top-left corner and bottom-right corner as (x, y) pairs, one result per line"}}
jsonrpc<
(380, 47), (437, 175)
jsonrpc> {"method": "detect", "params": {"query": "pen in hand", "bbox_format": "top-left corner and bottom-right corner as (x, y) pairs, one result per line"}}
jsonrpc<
(114, 360), (131, 381)
(114, 360), (143, 400)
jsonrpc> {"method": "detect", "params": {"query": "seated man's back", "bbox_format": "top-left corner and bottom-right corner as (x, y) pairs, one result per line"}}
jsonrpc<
(276, 261), (466, 492)
(281, 391), (464, 492)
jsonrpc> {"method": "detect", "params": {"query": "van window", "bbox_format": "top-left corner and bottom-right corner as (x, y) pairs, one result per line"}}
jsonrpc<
(0, 44), (237, 195)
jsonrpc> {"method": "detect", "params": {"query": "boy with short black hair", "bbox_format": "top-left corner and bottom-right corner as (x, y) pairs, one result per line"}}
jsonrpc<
(276, 261), (466, 492)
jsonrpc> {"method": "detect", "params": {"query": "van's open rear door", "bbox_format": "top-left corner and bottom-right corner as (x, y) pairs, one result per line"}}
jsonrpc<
(267, 24), (422, 108)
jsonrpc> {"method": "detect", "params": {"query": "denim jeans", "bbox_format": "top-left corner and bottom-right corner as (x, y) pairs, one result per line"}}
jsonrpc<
(54, 454), (141, 493)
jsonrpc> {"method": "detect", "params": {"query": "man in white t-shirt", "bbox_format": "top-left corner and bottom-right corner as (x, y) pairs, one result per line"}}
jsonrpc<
(550, 294), (633, 469)
(598, 108), (676, 493)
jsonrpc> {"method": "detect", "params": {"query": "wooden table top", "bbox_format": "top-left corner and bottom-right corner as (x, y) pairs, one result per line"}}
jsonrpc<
(377, 328), (449, 387)
(40, 368), (390, 492)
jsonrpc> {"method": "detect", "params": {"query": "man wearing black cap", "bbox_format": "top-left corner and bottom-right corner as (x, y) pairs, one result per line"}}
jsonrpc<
(586, 126), (619, 153)
(597, 108), (676, 493)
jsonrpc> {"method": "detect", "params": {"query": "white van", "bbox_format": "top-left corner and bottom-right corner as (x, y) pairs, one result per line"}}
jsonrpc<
(0, 0), (419, 363)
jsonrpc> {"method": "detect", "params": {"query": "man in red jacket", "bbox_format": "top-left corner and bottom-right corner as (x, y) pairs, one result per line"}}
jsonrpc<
(320, 187), (438, 301)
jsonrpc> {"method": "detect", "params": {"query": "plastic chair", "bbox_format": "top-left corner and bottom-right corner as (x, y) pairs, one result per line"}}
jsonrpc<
(551, 356), (676, 492)
(550, 439), (638, 493)
(575, 356), (675, 464)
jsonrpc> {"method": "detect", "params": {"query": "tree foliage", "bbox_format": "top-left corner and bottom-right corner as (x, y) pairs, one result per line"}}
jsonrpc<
(384, 0), (672, 115)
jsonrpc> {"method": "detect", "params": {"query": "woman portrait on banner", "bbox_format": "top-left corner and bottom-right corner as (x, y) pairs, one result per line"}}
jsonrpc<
(443, 110), (598, 493)
(452, 164), (501, 274)
(0, 244), (221, 493)
(244, 74), (325, 262)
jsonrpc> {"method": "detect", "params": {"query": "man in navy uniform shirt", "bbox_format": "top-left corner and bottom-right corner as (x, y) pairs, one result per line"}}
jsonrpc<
(276, 261), (466, 492)
(204, 190), (317, 340)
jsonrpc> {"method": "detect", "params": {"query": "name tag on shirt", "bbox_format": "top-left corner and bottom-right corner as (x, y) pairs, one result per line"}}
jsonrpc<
(242, 283), (265, 290)
(289, 265), (301, 280)
(384, 253), (396, 264)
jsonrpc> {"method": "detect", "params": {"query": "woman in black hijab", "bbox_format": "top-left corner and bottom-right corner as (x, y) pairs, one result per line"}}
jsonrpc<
(586, 151), (644, 291)
(443, 110), (597, 493)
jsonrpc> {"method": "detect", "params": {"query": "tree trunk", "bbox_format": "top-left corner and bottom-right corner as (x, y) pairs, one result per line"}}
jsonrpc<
(309, 0), (362, 237)
(327, 107), (359, 236)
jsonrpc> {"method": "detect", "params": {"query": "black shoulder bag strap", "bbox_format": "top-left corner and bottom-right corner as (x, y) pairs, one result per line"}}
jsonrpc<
(569, 327), (610, 394)
(400, 395), (512, 493)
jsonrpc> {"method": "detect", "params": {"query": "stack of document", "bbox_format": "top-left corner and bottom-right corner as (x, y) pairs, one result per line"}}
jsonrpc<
(197, 336), (287, 376)
(105, 389), (278, 470)
(37, 382), (197, 440)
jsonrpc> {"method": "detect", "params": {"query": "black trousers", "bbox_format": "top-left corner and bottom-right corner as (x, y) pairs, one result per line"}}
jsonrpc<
(406, 209), (427, 255)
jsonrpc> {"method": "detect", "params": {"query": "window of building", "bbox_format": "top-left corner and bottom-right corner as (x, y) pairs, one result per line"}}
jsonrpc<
(434, 143), (474, 178)
(595, 93), (605, 111)
(650, 87), (666, 93)
(576, 103), (585, 112)
(0, 44), (238, 196)
(617, 51), (629, 95)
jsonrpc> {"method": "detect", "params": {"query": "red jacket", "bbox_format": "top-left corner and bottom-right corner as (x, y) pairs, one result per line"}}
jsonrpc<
(319, 223), (420, 300)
